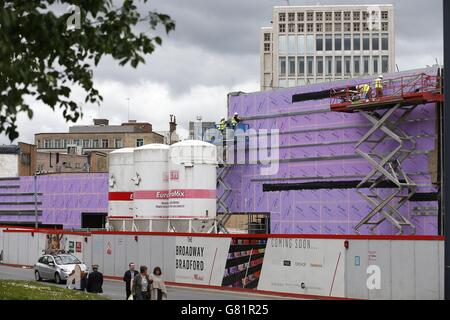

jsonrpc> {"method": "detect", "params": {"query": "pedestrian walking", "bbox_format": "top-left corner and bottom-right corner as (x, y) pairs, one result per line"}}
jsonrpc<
(87, 264), (103, 294)
(150, 266), (168, 300)
(123, 262), (139, 300)
(132, 265), (152, 300)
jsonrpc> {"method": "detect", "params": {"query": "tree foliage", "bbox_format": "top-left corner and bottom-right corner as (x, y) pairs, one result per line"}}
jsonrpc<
(0, 0), (175, 140)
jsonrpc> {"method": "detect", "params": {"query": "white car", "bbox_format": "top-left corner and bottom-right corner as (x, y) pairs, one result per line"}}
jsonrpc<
(34, 254), (87, 284)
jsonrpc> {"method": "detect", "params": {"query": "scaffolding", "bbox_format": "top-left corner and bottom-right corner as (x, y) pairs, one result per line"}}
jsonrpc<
(330, 73), (443, 234)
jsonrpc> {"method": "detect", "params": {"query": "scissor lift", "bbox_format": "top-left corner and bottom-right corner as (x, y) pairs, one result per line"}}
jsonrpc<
(330, 73), (444, 234)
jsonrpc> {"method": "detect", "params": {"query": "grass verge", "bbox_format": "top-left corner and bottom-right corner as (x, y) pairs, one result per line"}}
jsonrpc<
(0, 280), (110, 300)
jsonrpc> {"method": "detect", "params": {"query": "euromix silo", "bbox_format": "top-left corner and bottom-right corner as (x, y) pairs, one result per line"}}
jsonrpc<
(107, 147), (135, 231)
(168, 140), (218, 233)
(133, 144), (170, 232)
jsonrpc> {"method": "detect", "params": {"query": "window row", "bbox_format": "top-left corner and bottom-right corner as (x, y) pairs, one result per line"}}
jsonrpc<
(278, 34), (389, 54)
(278, 56), (390, 77)
(278, 10), (389, 22)
(41, 138), (124, 149)
(279, 22), (389, 33)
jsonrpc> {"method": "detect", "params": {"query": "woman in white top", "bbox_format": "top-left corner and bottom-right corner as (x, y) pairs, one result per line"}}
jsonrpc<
(150, 267), (167, 300)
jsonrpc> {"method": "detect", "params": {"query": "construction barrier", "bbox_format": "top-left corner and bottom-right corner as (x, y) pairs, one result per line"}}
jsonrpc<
(0, 228), (444, 300)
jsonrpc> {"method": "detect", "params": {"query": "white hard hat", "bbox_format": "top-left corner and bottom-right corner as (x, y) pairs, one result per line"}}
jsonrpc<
(234, 112), (238, 115)
(378, 75), (384, 79)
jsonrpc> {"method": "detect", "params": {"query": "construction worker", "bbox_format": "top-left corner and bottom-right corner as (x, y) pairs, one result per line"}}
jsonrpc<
(362, 83), (371, 101)
(375, 75), (384, 98)
(219, 117), (226, 133)
(230, 112), (240, 129)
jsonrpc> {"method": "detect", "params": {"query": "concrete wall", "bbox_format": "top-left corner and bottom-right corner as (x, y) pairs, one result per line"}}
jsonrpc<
(0, 154), (18, 177)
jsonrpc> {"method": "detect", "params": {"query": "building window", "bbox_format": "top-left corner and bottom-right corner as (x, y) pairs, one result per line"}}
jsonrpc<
(353, 34), (361, 51)
(372, 35), (379, 50)
(362, 22), (369, 31)
(279, 57), (287, 76)
(325, 12), (332, 21)
(334, 34), (342, 51)
(307, 12), (314, 21)
(298, 23), (304, 32)
(363, 56), (370, 74)
(55, 139), (62, 149)
(288, 12), (295, 22)
(83, 139), (90, 148)
(288, 23), (295, 33)
(62, 139), (68, 148)
(335, 12), (342, 21)
(353, 11), (360, 20)
(279, 24), (286, 33)
(344, 11), (351, 21)
(279, 13), (286, 22)
(316, 23), (323, 32)
(335, 23), (342, 32)
(115, 139), (123, 148)
(381, 22), (389, 32)
(288, 57), (296, 76)
(298, 57), (305, 76)
(316, 12), (323, 21)
(92, 139), (99, 148)
(136, 139), (144, 147)
(325, 34), (333, 51)
(316, 34), (323, 51)
(363, 34), (370, 50)
(344, 34), (351, 50)
(278, 35), (287, 53)
(335, 57), (342, 75)
(354, 56), (361, 75)
(353, 23), (360, 32)
(373, 56), (379, 74)
(344, 23), (351, 32)
(325, 56), (333, 76)
(382, 56), (389, 73)
(307, 23), (314, 32)
(306, 57), (314, 75)
(102, 139), (109, 148)
(264, 43), (271, 52)
(44, 139), (51, 148)
(288, 35), (296, 53)
(317, 57), (323, 75)
(344, 56), (351, 75)
(306, 35), (314, 53)
(381, 34), (389, 50)
(297, 12), (304, 21)
(264, 33), (271, 41)
(381, 11), (388, 20)
(325, 23), (332, 32)
(363, 11), (370, 20)
(73, 139), (81, 146)
(297, 35), (305, 54)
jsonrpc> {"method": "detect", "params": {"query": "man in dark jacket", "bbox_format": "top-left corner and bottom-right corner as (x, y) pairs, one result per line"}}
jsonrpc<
(132, 265), (152, 300)
(87, 265), (103, 294)
(123, 262), (139, 300)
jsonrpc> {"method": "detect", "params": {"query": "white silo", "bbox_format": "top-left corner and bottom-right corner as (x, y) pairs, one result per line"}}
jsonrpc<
(168, 140), (218, 233)
(133, 144), (170, 232)
(108, 147), (135, 231)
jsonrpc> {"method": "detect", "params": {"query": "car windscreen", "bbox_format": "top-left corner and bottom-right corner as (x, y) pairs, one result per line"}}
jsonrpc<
(54, 255), (81, 265)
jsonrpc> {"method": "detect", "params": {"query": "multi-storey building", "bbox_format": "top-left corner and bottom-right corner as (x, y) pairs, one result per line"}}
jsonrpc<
(260, 4), (395, 90)
(35, 119), (165, 153)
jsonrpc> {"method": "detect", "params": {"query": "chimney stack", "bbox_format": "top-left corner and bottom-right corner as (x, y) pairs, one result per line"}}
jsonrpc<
(169, 115), (177, 134)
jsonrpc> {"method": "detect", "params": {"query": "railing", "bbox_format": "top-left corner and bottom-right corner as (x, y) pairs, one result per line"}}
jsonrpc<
(330, 73), (443, 108)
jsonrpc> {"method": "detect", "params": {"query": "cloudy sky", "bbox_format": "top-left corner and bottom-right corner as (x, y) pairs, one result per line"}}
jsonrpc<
(1, 0), (444, 144)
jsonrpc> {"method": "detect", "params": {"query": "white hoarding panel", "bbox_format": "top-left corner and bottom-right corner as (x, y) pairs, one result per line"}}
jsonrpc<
(175, 236), (230, 286)
(258, 238), (346, 297)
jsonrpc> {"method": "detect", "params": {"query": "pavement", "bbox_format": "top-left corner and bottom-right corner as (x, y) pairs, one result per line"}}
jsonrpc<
(0, 265), (291, 300)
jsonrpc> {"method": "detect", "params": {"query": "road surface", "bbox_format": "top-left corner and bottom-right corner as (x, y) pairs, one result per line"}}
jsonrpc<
(0, 265), (291, 300)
